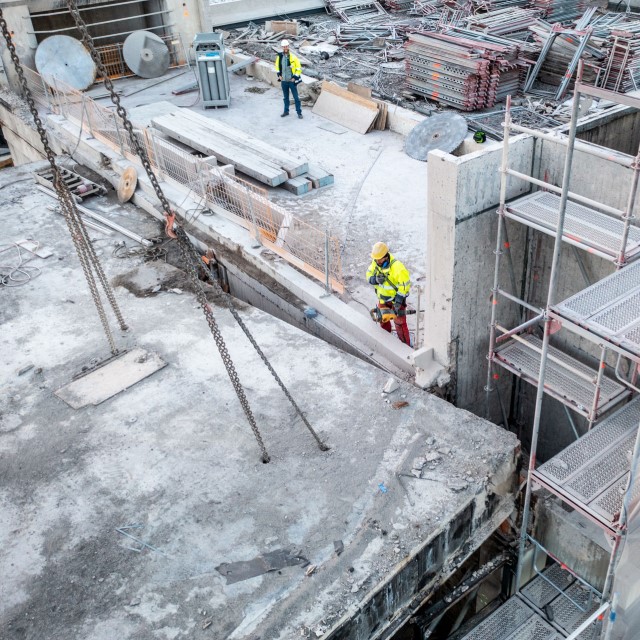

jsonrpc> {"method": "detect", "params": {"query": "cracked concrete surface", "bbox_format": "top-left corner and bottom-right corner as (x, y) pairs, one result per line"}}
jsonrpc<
(1, 164), (517, 639)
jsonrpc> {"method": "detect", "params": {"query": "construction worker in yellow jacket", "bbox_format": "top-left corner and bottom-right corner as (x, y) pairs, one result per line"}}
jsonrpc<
(275, 40), (303, 119)
(366, 242), (412, 344)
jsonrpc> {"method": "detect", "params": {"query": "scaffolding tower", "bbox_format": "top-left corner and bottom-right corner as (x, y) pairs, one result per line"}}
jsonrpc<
(468, 61), (640, 639)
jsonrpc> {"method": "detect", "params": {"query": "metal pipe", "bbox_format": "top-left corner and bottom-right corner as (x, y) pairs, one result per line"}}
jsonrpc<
(602, 592), (619, 640)
(564, 602), (611, 640)
(415, 285), (422, 351)
(495, 314), (543, 344)
(486, 95), (512, 421)
(509, 124), (634, 168)
(588, 347), (607, 429)
(615, 353), (640, 393)
(25, 0), (156, 18)
(506, 168), (625, 217)
(616, 142), (640, 269)
(572, 245), (592, 286)
(324, 228), (331, 294)
(563, 405), (580, 440)
(27, 10), (172, 35)
(515, 76), (583, 592)
(497, 288), (542, 314)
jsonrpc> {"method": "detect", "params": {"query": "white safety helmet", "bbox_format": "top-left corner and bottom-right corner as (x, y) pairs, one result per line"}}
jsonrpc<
(281, 39), (290, 48)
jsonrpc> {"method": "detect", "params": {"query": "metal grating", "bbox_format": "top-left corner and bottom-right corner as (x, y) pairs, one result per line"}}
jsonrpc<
(520, 564), (575, 608)
(552, 261), (640, 358)
(459, 597), (534, 640)
(592, 468), (640, 524)
(548, 583), (599, 635)
(504, 191), (640, 262)
(504, 616), (562, 640)
(537, 398), (640, 484)
(493, 334), (628, 417)
(535, 397), (640, 528)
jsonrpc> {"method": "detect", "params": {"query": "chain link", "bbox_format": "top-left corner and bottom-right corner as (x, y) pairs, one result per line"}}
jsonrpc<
(191, 244), (329, 451)
(65, 1), (273, 462)
(0, 9), (127, 355)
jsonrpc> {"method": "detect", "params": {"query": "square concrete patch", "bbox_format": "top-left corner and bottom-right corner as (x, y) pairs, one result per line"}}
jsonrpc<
(55, 348), (166, 409)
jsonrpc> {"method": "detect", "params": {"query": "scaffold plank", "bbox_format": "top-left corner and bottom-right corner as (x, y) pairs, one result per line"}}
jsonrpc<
(504, 191), (640, 263)
(520, 563), (575, 609)
(493, 334), (629, 418)
(552, 260), (640, 359)
(458, 597), (534, 640)
(534, 397), (640, 529)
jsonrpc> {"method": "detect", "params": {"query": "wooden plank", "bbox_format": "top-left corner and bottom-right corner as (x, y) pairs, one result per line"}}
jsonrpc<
(312, 81), (378, 135)
(152, 113), (288, 186)
(348, 82), (372, 99)
(175, 109), (308, 177)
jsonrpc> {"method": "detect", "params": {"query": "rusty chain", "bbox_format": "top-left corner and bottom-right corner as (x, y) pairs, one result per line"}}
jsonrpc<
(65, 0), (273, 462)
(0, 9), (127, 355)
(189, 243), (329, 451)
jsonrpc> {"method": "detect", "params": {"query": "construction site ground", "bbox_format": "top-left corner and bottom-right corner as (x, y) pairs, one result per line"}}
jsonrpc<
(0, 161), (517, 639)
(86, 65), (430, 343)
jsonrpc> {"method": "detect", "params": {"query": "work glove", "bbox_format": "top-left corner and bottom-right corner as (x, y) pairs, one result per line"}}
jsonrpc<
(293, 75), (301, 85)
(375, 273), (386, 285)
(393, 294), (405, 313)
(277, 73), (282, 82)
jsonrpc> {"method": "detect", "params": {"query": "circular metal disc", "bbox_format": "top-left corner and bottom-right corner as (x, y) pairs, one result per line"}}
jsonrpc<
(123, 31), (170, 79)
(117, 166), (137, 203)
(405, 113), (468, 161)
(35, 36), (97, 91)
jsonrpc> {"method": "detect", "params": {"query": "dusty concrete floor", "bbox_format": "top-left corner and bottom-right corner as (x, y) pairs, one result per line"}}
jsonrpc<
(89, 67), (429, 340)
(0, 163), (516, 640)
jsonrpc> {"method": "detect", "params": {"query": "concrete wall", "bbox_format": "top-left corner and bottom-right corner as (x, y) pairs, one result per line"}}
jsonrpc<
(426, 135), (533, 417)
(575, 106), (640, 158)
(201, 0), (324, 29)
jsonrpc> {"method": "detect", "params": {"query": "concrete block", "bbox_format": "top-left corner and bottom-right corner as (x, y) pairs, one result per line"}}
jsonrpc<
(282, 175), (312, 195)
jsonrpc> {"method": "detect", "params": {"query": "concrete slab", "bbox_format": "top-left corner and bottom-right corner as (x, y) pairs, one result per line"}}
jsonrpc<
(54, 348), (167, 409)
(0, 163), (518, 640)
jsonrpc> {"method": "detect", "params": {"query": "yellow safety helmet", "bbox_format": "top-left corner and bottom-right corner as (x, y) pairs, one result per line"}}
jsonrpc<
(371, 241), (389, 260)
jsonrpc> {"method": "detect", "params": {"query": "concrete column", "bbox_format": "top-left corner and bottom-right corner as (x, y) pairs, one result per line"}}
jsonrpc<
(426, 150), (458, 368)
(0, 3), (36, 93)
(171, 0), (204, 56)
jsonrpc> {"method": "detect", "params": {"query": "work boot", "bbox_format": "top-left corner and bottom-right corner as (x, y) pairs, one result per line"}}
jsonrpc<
(281, 112), (289, 117)
(298, 113), (303, 119)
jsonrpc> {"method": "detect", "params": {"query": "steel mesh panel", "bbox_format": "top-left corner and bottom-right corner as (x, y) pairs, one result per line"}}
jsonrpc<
(565, 432), (638, 502)
(548, 583), (598, 634)
(520, 564), (575, 608)
(459, 598), (534, 640)
(591, 291), (640, 333)
(504, 615), (562, 640)
(555, 261), (640, 319)
(505, 192), (640, 258)
(592, 468), (640, 523)
(537, 398), (640, 484)
(495, 335), (625, 412)
(623, 324), (640, 351)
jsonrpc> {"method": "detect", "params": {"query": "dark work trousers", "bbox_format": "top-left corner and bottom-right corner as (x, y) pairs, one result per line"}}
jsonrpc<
(378, 301), (411, 345)
(281, 80), (302, 115)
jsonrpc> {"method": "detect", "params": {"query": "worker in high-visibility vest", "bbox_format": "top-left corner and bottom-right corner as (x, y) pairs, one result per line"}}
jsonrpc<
(366, 242), (411, 344)
(275, 40), (303, 119)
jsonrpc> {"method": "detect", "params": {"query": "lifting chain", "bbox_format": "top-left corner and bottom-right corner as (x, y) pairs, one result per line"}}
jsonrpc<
(190, 243), (329, 451)
(0, 9), (127, 355)
(65, 0), (273, 462)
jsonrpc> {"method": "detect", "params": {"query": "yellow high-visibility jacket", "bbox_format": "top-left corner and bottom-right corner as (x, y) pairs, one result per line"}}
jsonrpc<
(275, 52), (302, 79)
(366, 254), (411, 303)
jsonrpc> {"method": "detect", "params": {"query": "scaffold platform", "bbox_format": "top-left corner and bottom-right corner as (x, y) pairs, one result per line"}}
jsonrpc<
(534, 397), (640, 531)
(493, 334), (629, 419)
(459, 564), (598, 640)
(504, 191), (640, 263)
(551, 260), (640, 362)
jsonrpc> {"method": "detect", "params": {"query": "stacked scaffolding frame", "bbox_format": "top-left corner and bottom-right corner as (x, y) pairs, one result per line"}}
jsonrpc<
(483, 60), (640, 639)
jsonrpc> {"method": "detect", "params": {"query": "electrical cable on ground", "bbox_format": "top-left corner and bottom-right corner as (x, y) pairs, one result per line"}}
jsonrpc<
(0, 9), (127, 356)
(0, 243), (42, 286)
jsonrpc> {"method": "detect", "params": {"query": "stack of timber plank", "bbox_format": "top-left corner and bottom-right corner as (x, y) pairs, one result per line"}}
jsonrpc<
(151, 108), (307, 187)
(312, 81), (387, 134)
